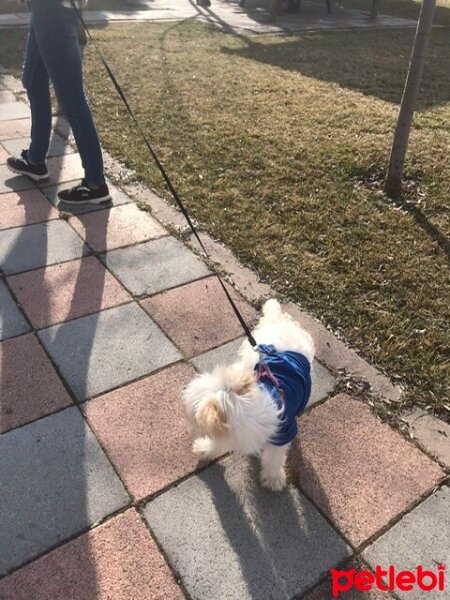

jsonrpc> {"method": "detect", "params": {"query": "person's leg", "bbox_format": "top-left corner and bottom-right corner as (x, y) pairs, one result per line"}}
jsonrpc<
(31, 0), (106, 188)
(6, 10), (51, 181)
(23, 19), (52, 165)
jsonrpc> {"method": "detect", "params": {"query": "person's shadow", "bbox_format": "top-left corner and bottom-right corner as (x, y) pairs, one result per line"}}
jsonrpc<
(0, 122), (114, 597)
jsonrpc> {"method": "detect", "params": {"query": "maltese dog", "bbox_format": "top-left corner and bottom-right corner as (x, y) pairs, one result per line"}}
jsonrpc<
(183, 299), (314, 491)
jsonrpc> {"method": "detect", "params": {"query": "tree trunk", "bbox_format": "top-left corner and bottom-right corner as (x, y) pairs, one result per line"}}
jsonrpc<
(383, 0), (436, 199)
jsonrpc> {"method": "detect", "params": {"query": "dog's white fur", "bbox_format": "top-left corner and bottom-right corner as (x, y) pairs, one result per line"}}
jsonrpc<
(183, 299), (315, 491)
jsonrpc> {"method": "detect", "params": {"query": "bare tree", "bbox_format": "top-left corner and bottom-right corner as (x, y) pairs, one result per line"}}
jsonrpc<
(384, 0), (436, 199)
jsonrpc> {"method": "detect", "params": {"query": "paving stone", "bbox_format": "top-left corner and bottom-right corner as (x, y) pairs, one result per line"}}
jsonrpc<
(124, 180), (189, 231)
(36, 153), (83, 185)
(403, 408), (450, 469)
(41, 180), (131, 215)
(0, 74), (26, 94)
(0, 144), (8, 163)
(0, 102), (29, 121)
(0, 163), (36, 193)
(0, 189), (58, 230)
(0, 333), (72, 433)
(310, 360), (336, 406)
(70, 203), (167, 252)
(141, 276), (257, 357)
(0, 407), (130, 576)
(84, 362), (198, 500)
(0, 118), (31, 139)
(0, 509), (184, 600)
(102, 236), (210, 297)
(0, 90), (16, 104)
(289, 394), (444, 547)
(191, 336), (245, 372)
(0, 14), (26, 27)
(143, 456), (351, 600)
(363, 486), (450, 600)
(38, 302), (182, 401)
(8, 256), (131, 329)
(0, 90), (17, 104)
(0, 278), (30, 341)
(0, 220), (89, 275)
(1, 133), (74, 159)
(187, 230), (271, 302)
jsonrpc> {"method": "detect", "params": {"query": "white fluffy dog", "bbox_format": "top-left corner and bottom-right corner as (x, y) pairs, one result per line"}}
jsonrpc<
(183, 299), (315, 491)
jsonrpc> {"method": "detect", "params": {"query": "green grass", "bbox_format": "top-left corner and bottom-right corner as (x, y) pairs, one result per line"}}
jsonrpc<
(1, 18), (449, 417)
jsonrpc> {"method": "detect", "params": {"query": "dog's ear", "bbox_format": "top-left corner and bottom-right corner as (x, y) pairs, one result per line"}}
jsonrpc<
(197, 395), (230, 437)
(232, 369), (256, 396)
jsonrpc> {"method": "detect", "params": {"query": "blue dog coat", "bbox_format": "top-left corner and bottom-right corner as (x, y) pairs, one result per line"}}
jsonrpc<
(255, 344), (312, 446)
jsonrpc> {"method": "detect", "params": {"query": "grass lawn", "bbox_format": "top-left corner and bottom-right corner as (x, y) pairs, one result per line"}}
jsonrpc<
(1, 5), (449, 417)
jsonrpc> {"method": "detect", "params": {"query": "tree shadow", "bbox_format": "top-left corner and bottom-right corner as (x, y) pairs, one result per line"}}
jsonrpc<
(219, 5), (450, 109)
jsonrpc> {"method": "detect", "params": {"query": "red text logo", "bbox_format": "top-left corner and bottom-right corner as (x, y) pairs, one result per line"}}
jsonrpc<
(331, 565), (446, 597)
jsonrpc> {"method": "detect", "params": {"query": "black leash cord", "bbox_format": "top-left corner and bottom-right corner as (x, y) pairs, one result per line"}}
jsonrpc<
(69, 1), (257, 348)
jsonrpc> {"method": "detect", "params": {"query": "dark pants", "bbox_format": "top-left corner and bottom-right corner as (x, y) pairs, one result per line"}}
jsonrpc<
(23, 0), (105, 186)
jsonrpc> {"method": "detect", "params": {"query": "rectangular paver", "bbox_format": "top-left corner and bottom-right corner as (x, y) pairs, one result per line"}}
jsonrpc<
(102, 236), (210, 296)
(38, 302), (182, 401)
(0, 407), (130, 576)
(289, 394), (444, 547)
(1, 133), (74, 159)
(8, 256), (132, 329)
(0, 510), (184, 600)
(363, 486), (450, 600)
(190, 336), (245, 372)
(37, 153), (83, 185)
(0, 144), (9, 164)
(0, 279), (30, 341)
(0, 90), (16, 103)
(84, 362), (198, 500)
(69, 203), (167, 252)
(0, 189), (58, 231)
(143, 456), (351, 600)
(0, 118), (31, 139)
(141, 276), (256, 357)
(0, 102), (29, 121)
(0, 220), (89, 275)
(0, 333), (72, 433)
(403, 408), (450, 469)
(0, 163), (35, 194)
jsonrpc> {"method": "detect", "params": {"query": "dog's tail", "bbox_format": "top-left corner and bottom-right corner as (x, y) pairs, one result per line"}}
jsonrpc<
(262, 298), (282, 319)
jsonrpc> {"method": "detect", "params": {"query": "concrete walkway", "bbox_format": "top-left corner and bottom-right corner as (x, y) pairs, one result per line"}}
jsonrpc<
(0, 67), (449, 599)
(0, 0), (419, 35)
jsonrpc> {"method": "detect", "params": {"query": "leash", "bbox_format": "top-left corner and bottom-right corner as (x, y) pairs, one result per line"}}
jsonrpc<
(69, 1), (257, 349)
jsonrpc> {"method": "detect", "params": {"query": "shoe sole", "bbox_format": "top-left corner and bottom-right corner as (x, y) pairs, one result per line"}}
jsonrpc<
(7, 163), (49, 182)
(58, 194), (112, 205)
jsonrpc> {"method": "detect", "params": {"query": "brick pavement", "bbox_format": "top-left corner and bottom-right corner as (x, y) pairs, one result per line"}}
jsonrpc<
(0, 66), (449, 600)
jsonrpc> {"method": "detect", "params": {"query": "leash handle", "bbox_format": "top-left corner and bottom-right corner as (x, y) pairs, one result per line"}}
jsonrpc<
(68, 1), (257, 348)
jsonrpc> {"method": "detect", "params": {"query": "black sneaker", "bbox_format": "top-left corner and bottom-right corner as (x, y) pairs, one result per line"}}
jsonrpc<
(6, 150), (49, 182)
(58, 180), (111, 205)
(197, 0), (211, 6)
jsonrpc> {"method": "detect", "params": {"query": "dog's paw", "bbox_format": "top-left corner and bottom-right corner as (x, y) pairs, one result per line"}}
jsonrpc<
(192, 437), (214, 461)
(260, 469), (286, 492)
